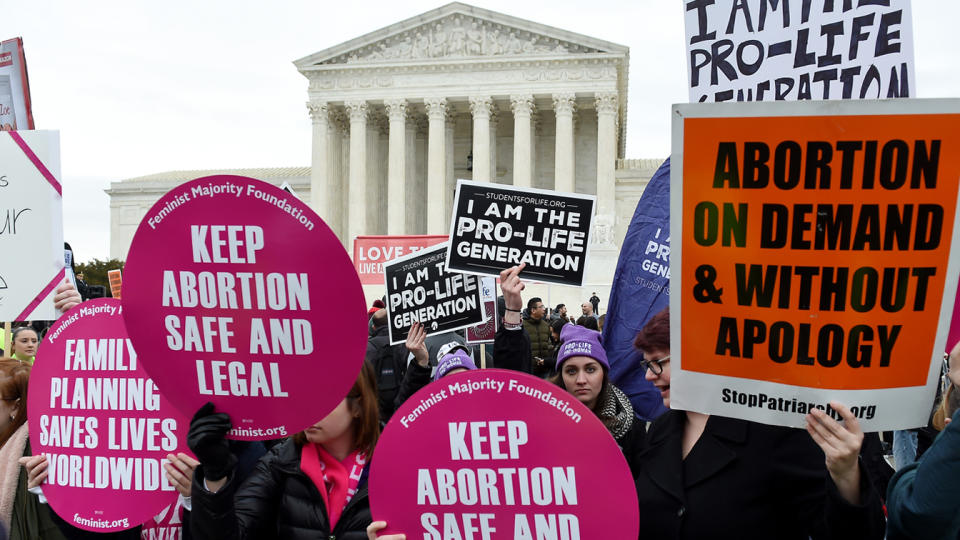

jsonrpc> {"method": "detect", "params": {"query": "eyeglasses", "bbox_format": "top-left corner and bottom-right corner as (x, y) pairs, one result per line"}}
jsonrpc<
(640, 355), (670, 375)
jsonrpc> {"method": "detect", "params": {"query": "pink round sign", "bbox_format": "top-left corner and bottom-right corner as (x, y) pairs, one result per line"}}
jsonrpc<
(370, 369), (639, 539)
(27, 298), (190, 532)
(122, 176), (367, 439)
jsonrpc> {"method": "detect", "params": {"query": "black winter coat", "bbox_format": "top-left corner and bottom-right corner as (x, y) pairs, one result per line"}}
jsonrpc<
(393, 360), (432, 412)
(492, 325), (532, 373)
(634, 410), (886, 540)
(366, 324), (408, 421)
(190, 439), (372, 540)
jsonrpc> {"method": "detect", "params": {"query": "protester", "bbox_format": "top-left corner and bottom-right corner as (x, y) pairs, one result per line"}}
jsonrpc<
(633, 307), (885, 539)
(581, 301), (598, 320)
(886, 341), (960, 539)
(0, 360), (65, 540)
(575, 315), (599, 331)
(365, 309), (407, 421)
(522, 297), (554, 378)
(497, 265), (643, 471)
(392, 322), (477, 412)
(933, 345), (959, 432)
(189, 361), (380, 539)
(162, 443), (266, 540)
(7, 329), (38, 366)
(551, 304), (567, 323)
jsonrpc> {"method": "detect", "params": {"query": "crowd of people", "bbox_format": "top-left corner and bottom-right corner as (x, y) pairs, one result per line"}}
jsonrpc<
(1, 269), (959, 539)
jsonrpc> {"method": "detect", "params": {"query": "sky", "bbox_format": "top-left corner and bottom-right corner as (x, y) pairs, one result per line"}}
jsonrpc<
(4, 1), (958, 262)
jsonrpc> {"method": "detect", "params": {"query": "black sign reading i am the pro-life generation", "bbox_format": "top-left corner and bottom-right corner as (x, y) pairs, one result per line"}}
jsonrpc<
(384, 242), (486, 345)
(445, 180), (596, 286)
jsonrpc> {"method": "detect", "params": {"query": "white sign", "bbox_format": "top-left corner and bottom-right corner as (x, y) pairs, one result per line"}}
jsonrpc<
(0, 131), (63, 321)
(684, 0), (915, 103)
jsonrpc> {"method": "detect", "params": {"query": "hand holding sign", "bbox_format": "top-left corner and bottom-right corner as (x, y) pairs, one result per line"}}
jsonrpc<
(447, 181), (595, 286)
(123, 175), (367, 440)
(805, 401), (864, 505)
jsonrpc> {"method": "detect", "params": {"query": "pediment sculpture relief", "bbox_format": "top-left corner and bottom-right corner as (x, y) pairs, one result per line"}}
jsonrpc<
(325, 15), (600, 65)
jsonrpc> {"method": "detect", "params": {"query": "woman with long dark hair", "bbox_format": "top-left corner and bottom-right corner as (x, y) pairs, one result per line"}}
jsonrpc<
(189, 361), (380, 539)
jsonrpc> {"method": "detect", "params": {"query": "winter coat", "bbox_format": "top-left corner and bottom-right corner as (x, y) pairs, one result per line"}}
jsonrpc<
(634, 410), (885, 540)
(522, 317), (554, 376)
(365, 325), (408, 421)
(393, 360), (433, 413)
(886, 408), (960, 539)
(6, 440), (65, 540)
(190, 439), (371, 540)
(492, 325), (532, 374)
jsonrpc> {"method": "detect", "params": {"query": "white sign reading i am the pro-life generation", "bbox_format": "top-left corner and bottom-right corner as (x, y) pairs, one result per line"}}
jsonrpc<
(684, 0), (915, 103)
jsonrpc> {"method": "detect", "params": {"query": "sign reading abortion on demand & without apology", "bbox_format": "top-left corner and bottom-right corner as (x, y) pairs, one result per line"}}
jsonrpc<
(670, 99), (960, 431)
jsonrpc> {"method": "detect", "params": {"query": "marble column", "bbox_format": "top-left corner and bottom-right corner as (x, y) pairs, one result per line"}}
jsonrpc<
(366, 114), (384, 235)
(469, 96), (493, 183)
(384, 98), (407, 235)
(553, 93), (576, 193)
(404, 109), (417, 233)
(510, 94), (534, 188)
(345, 100), (368, 243)
(425, 97), (447, 234)
(415, 115), (429, 234)
(445, 108), (456, 224)
(307, 101), (330, 221)
(335, 110), (350, 249)
(325, 107), (346, 240)
(595, 92), (618, 245)
(489, 108), (499, 182)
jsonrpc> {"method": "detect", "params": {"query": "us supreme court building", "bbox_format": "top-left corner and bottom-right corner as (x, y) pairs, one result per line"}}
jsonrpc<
(107, 3), (663, 308)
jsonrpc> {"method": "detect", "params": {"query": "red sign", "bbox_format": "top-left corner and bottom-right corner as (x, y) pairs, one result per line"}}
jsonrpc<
(353, 235), (447, 285)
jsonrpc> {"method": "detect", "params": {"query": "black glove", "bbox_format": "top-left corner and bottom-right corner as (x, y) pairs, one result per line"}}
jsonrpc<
(187, 402), (237, 482)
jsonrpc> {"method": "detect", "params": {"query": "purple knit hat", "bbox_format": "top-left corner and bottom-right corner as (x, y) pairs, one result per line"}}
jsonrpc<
(556, 324), (609, 370)
(434, 350), (478, 381)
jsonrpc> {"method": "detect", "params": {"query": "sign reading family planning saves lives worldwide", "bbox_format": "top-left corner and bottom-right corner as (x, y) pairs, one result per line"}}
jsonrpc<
(670, 99), (960, 432)
(447, 180), (595, 286)
(121, 175), (368, 439)
(0, 130), (64, 321)
(684, 0), (915, 103)
(385, 242), (485, 345)
(27, 298), (190, 532)
(370, 370), (639, 539)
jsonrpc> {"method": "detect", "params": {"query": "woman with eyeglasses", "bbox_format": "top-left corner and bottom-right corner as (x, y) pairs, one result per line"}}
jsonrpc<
(631, 307), (885, 540)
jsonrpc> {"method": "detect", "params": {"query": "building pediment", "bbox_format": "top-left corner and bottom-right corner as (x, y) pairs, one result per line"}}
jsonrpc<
(294, 2), (628, 68)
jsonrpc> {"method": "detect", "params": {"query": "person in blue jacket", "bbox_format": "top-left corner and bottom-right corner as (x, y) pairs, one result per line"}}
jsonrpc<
(886, 340), (960, 539)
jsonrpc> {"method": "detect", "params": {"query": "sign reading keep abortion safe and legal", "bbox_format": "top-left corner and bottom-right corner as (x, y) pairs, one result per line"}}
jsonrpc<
(670, 99), (960, 431)
(121, 176), (368, 440)
(28, 298), (190, 532)
(385, 242), (485, 345)
(370, 370), (639, 539)
(684, 0), (915, 103)
(446, 180), (595, 286)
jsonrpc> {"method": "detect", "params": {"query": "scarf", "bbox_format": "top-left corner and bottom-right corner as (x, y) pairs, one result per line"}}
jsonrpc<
(0, 423), (29, 530)
(300, 444), (366, 529)
(597, 385), (636, 442)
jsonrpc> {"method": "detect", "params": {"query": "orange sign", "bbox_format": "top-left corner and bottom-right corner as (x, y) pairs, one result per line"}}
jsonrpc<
(107, 269), (122, 299)
(676, 103), (960, 401)
(671, 100), (960, 427)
